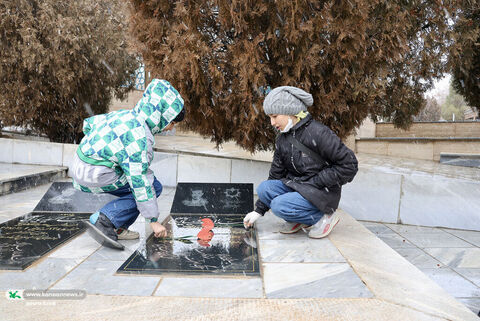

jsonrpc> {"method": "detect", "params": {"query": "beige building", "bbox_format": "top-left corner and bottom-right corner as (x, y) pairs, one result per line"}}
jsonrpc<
(464, 106), (478, 121)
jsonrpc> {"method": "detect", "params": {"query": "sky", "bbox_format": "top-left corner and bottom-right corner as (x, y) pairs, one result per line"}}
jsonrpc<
(425, 74), (451, 104)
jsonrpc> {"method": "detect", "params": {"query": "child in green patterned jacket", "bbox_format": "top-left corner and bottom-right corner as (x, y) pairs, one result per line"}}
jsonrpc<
(70, 79), (185, 249)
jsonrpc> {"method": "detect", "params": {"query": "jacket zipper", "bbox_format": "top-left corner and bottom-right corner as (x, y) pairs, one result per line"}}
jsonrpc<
(290, 131), (302, 175)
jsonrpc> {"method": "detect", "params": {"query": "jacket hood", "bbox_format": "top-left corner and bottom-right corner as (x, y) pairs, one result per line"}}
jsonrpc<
(133, 79), (184, 134)
(290, 113), (313, 132)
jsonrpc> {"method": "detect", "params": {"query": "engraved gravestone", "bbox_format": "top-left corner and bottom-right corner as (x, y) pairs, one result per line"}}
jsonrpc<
(0, 212), (90, 270)
(33, 182), (117, 213)
(117, 214), (259, 275)
(170, 183), (254, 215)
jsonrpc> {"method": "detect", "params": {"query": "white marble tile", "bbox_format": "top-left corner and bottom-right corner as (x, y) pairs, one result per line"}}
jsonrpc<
(400, 175), (480, 231)
(339, 169), (402, 223)
(420, 268), (480, 298)
(48, 233), (100, 260)
(0, 139), (13, 163)
(0, 258), (81, 290)
(443, 229), (480, 247)
(424, 248), (480, 268)
(0, 183), (51, 218)
(453, 268), (480, 288)
(263, 263), (372, 298)
(150, 152), (178, 187)
(400, 232), (473, 248)
(154, 277), (263, 298)
(13, 140), (63, 166)
(360, 222), (395, 235)
(394, 248), (444, 268)
(259, 238), (345, 263)
(457, 298), (480, 316)
(329, 210), (478, 321)
(177, 155), (231, 183)
(86, 245), (137, 262)
(51, 259), (159, 296)
(386, 224), (444, 234)
(254, 211), (306, 240)
(62, 143), (78, 172)
(231, 159), (270, 194)
(376, 233), (416, 249)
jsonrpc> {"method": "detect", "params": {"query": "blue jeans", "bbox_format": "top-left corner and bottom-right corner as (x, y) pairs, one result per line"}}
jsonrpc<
(257, 180), (324, 225)
(98, 177), (163, 229)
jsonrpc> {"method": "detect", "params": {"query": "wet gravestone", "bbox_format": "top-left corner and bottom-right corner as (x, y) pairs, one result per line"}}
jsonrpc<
(118, 183), (259, 275)
(33, 182), (116, 213)
(117, 214), (259, 275)
(0, 212), (90, 270)
(0, 182), (116, 270)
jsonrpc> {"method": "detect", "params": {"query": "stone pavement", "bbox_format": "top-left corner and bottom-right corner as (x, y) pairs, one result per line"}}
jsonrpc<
(362, 221), (480, 316)
(0, 181), (478, 320)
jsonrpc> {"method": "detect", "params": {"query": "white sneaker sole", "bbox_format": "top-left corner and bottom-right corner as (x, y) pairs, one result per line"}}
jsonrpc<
(308, 216), (340, 239)
(279, 223), (309, 234)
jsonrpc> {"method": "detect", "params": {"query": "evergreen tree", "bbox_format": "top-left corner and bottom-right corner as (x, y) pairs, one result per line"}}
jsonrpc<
(129, 0), (456, 152)
(449, 1), (480, 118)
(0, 0), (139, 143)
(414, 97), (441, 122)
(441, 82), (469, 121)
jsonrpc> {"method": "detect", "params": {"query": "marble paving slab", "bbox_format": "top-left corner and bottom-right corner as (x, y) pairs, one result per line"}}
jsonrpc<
(394, 248), (444, 268)
(420, 268), (480, 298)
(117, 214), (259, 275)
(259, 238), (346, 263)
(400, 232), (473, 248)
(329, 210), (478, 321)
(33, 182), (116, 213)
(154, 277), (263, 298)
(51, 259), (159, 296)
(263, 263), (373, 299)
(170, 182), (253, 215)
(453, 268), (480, 288)
(457, 298), (480, 316)
(255, 211), (306, 240)
(360, 222), (394, 235)
(0, 212), (90, 270)
(443, 229), (480, 247)
(376, 233), (416, 249)
(0, 257), (81, 290)
(424, 248), (480, 268)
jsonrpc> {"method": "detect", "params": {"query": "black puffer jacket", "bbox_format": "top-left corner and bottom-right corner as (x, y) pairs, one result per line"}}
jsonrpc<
(255, 114), (358, 215)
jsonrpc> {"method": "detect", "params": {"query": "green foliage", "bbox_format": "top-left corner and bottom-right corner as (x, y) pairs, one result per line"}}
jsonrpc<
(0, 0), (139, 143)
(449, 1), (480, 116)
(441, 82), (469, 121)
(129, 1), (457, 151)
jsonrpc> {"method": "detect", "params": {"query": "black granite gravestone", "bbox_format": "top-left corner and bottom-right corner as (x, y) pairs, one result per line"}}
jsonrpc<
(0, 212), (90, 270)
(170, 183), (254, 215)
(33, 182), (117, 213)
(117, 214), (259, 275)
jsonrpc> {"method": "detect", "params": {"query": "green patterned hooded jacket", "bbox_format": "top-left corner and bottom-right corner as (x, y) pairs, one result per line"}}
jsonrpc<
(73, 79), (184, 220)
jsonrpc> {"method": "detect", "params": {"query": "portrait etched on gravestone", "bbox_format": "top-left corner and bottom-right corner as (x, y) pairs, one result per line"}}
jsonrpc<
(171, 183), (254, 215)
(33, 182), (117, 213)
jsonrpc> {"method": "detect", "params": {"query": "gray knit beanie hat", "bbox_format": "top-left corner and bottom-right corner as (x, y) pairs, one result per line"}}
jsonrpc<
(263, 86), (313, 115)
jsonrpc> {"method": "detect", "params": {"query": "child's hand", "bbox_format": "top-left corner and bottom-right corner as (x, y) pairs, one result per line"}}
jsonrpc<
(150, 222), (167, 238)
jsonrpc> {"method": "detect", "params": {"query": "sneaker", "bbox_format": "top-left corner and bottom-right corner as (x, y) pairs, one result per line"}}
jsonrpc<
(306, 211), (340, 239)
(279, 222), (310, 234)
(116, 228), (140, 240)
(85, 212), (124, 250)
